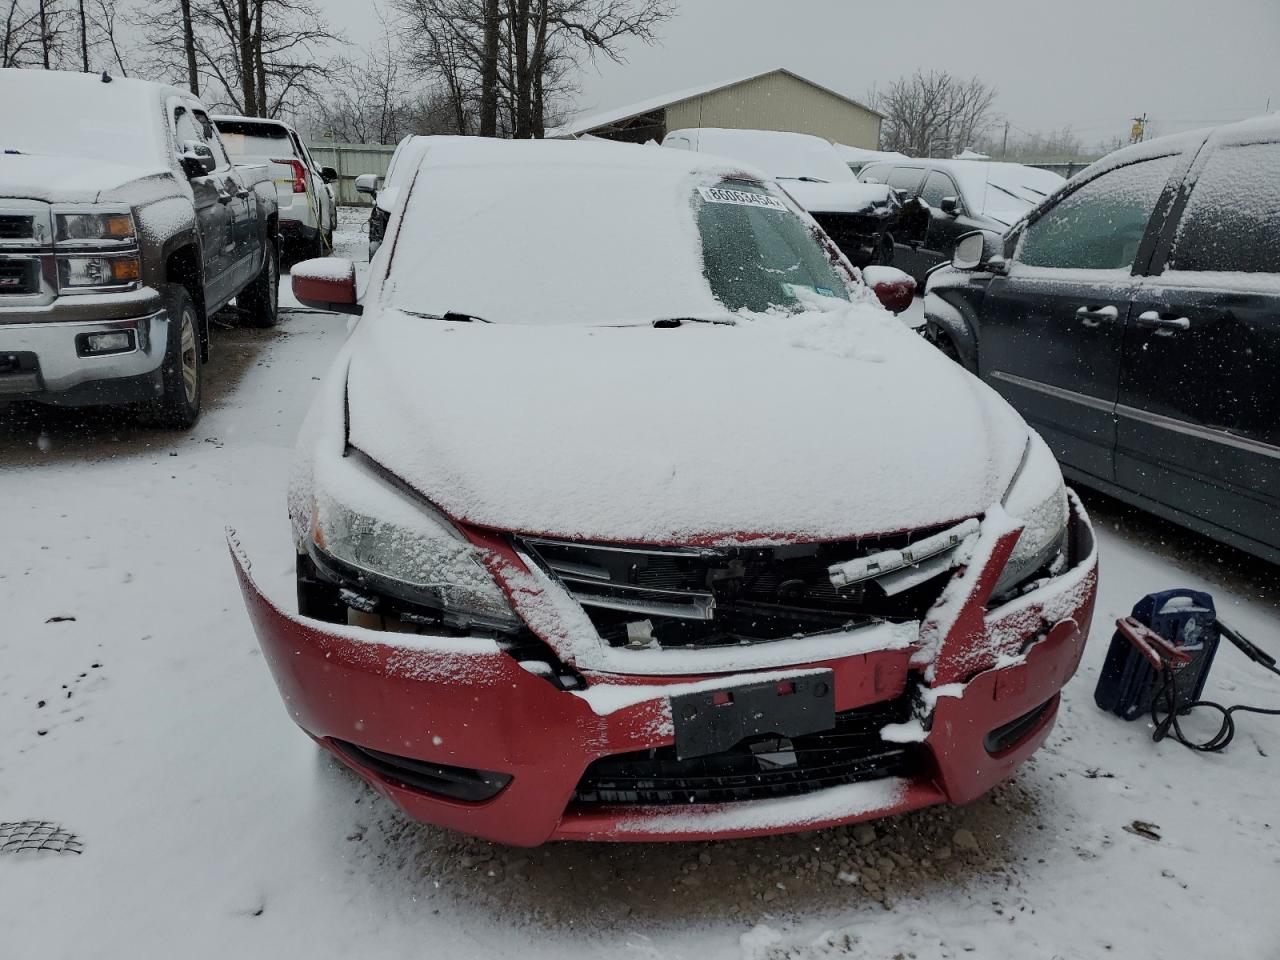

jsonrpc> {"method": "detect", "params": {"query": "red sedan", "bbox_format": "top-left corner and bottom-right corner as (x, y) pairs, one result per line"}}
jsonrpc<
(232, 137), (1097, 846)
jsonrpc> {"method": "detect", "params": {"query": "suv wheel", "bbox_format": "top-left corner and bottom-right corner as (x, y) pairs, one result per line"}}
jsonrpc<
(241, 242), (279, 328)
(150, 286), (203, 429)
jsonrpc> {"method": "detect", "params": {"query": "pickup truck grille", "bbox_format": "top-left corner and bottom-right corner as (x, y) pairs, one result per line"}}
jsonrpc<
(520, 529), (958, 651)
(0, 258), (37, 295)
(0, 215), (34, 241)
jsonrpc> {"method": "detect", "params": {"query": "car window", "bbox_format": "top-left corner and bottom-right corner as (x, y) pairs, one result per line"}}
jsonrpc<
(887, 167), (925, 194)
(174, 106), (206, 148)
(216, 120), (293, 160)
(859, 163), (888, 183)
(920, 171), (959, 209)
(193, 110), (230, 169)
(1168, 142), (1280, 274)
(665, 135), (693, 151)
(696, 181), (851, 314)
(1016, 156), (1176, 270)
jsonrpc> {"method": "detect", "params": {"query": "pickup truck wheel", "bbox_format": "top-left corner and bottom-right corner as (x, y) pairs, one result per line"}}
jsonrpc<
(150, 287), (202, 429)
(241, 242), (279, 328)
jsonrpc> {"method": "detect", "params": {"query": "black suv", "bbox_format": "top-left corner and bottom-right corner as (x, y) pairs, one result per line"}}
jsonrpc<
(924, 118), (1279, 564)
(860, 158), (1064, 285)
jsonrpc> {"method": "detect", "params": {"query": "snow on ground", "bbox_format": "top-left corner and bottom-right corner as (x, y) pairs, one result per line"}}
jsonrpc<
(1, 211), (1278, 959)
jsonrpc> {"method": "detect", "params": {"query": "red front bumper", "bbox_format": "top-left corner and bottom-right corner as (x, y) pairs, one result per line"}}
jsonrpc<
(230, 497), (1097, 847)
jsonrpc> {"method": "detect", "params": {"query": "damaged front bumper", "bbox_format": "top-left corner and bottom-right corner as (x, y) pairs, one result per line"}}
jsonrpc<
(229, 494), (1097, 847)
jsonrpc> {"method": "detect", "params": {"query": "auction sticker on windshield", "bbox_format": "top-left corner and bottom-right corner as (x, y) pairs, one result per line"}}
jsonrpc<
(698, 186), (789, 212)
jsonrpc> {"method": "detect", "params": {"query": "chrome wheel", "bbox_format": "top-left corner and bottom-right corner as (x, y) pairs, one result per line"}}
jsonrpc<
(180, 310), (198, 404)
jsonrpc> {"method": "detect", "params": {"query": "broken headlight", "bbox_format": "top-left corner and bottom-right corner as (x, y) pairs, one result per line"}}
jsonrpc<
(994, 432), (1069, 600)
(308, 453), (520, 632)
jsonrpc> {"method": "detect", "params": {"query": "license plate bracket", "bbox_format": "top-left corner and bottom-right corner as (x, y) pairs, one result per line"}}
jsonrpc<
(671, 671), (835, 761)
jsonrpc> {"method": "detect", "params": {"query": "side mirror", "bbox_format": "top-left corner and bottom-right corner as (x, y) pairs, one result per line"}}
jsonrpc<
(862, 266), (916, 315)
(952, 232), (986, 271)
(940, 196), (961, 216)
(292, 258), (362, 315)
(354, 173), (379, 197)
(179, 140), (216, 178)
(892, 188), (910, 204)
(321, 166), (339, 184)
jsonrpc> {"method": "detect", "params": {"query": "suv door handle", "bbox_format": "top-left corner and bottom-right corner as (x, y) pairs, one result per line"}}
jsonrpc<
(1075, 304), (1118, 328)
(235, 189), (250, 199)
(1136, 310), (1191, 333)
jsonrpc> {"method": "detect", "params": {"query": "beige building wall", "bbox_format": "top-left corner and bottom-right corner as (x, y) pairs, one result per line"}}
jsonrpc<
(664, 72), (881, 148)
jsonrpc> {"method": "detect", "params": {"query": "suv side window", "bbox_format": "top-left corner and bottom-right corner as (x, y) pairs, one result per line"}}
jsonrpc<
(174, 106), (206, 148)
(920, 171), (959, 209)
(888, 167), (924, 194)
(1017, 155), (1176, 270)
(859, 163), (889, 183)
(1168, 142), (1280, 274)
(193, 109), (231, 170)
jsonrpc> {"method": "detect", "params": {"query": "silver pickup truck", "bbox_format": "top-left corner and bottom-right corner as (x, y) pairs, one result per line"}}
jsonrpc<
(0, 69), (279, 428)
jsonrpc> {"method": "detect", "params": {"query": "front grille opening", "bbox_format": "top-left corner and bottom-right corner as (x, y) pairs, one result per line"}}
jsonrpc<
(332, 739), (512, 803)
(983, 696), (1057, 756)
(573, 696), (923, 807)
(522, 531), (957, 651)
(0, 258), (37, 294)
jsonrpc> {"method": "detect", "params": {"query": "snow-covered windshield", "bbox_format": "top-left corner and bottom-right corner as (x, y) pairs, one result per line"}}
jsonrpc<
(0, 70), (167, 166)
(972, 164), (1065, 225)
(384, 145), (850, 326)
(693, 130), (858, 185)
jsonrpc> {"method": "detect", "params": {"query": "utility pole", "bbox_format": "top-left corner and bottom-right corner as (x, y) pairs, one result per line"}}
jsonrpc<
(1001, 120), (1010, 159)
(1130, 113), (1148, 144)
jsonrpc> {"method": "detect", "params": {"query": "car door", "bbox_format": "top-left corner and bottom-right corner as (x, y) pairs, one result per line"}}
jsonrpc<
(1118, 134), (1280, 557)
(885, 166), (927, 276)
(174, 104), (236, 311)
(978, 152), (1183, 482)
(198, 108), (257, 289)
(917, 170), (978, 277)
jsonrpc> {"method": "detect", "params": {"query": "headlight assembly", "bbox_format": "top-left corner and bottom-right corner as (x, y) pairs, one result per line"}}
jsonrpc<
(55, 209), (136, 246)
(57, 254), (142, 291)
(308, 452), (520, 632)
(994, 432), (1069, 600)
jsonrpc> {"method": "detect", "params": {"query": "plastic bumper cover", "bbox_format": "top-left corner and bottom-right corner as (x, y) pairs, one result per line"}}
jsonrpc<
(0, 309), (169, 396)
(229, 495), (1097, 846)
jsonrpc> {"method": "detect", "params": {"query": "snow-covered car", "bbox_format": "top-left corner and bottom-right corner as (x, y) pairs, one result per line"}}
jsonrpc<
(213, 115), (337, 264)
(354, 134), (432, 258)
(663, 128), (916, 269)
(859, 158), (1065, 284)
(230, 138), (1098, 847)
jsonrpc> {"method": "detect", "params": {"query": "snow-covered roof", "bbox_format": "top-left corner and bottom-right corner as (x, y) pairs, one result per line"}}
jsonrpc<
(953, 149), (991, 160)
(551, 68), (884, 138)
(835, 145), (908, 164)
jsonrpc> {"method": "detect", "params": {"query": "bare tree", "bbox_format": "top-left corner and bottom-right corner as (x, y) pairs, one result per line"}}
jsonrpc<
(140, 0), (339, 117)
(867, 70), (998, 157)
(307, 18), (414, 144)
(2, 1), (44, 66)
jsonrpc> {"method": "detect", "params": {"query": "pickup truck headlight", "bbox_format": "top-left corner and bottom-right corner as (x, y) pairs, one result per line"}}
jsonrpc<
(309, 454), (521, 632)
(55, 210), (136, 245)
(57, 254), (142, 291)
(994, 433), (1070, 600)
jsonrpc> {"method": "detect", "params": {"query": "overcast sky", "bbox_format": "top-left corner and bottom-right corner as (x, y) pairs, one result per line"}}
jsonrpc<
(320, 0), (1278, 146)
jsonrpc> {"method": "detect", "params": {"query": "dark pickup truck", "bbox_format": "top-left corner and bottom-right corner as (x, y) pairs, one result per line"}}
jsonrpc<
(0, 69), (279, 427)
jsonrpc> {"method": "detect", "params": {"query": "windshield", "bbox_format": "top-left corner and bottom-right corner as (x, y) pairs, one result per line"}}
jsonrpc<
(2, 81), (166, 166)
(696, 182), (851, 313)
(215, 121), (294, 159)
(697, 132), (857, 184)
(974, 165), (1065, 225)
(384, 156), (849, 326)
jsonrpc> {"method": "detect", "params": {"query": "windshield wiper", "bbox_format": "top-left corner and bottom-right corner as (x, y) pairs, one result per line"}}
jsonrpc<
(651, 317), (737, 328)
(778, 176), (829, 184)
(400, 309), (491, 323)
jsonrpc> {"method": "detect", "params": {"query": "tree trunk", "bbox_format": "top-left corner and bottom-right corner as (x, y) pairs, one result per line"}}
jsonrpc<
(77, 0), (87, 71)
(253, 0), (266, 116)
(512, 0), (531, 138)
(180, 0), (199, 95)
(237, 0), (256, 116)
(38, 0), (48, 68)
(479, 0), (500, 137)
(531, 0), (548, 138)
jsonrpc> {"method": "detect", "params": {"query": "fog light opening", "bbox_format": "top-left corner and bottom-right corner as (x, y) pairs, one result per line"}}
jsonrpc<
(77, 330), (136, 357)
(983, 696), (1057, 757)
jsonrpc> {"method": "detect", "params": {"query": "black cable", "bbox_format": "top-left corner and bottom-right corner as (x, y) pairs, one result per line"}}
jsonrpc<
(1150, 652), (1280, 753)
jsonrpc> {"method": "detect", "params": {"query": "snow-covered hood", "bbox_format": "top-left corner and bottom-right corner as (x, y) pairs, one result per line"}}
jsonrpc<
(0, 153), (172, 203)
(343, 305), (1029, 544)
(782, 180), (893, 216)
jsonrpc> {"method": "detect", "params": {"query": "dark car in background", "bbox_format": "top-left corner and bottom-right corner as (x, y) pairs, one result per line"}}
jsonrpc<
(860, 158), (1064, 284)
(923, 118), (1280, 565)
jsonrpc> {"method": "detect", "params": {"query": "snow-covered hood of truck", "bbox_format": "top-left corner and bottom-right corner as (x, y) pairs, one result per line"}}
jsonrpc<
(0, 153), (172, 203)
(782, 180), (893, 216)
(341, 304), (1028, 543)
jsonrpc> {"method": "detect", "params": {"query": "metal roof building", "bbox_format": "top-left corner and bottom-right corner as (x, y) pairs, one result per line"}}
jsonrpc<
(553, 68), (883, 148)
